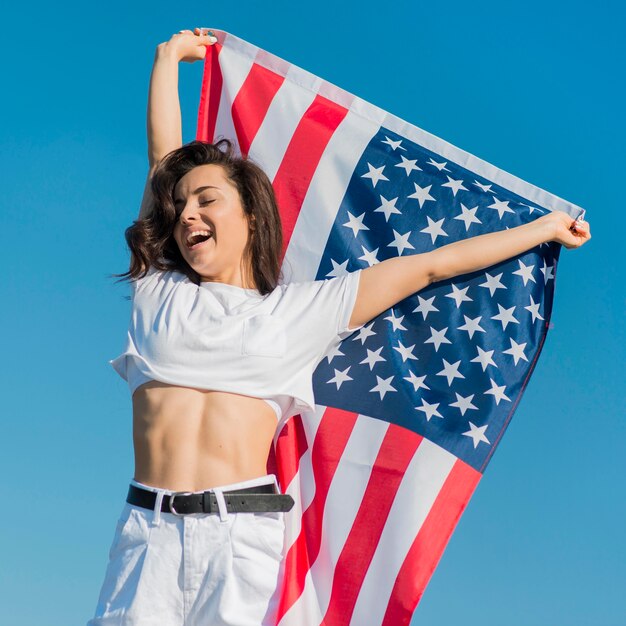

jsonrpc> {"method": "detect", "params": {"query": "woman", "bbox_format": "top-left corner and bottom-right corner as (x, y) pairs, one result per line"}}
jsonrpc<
(87, 27), (591, 626)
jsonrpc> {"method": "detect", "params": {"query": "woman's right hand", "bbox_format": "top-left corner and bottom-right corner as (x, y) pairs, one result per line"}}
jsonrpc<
(159, 28), (218, 63)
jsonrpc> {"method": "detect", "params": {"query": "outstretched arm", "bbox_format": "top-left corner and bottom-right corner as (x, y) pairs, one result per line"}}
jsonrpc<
(137, 28), (217, 220)
(348, 210), (591, 330)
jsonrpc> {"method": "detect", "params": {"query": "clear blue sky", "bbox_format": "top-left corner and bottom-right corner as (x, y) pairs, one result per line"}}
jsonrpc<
(1, 2), (624, 624)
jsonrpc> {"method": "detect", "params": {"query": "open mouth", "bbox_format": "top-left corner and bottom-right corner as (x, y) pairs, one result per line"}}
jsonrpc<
(186, 230), (213, 250)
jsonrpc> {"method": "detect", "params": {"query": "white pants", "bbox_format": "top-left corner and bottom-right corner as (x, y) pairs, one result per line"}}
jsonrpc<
(87, 473), (286, 625)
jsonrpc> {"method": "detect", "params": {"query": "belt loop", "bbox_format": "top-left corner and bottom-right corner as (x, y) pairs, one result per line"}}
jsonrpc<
(272, 474), (280, 494)
(213, 488), (229, 522)
(152, 490), (165, 526)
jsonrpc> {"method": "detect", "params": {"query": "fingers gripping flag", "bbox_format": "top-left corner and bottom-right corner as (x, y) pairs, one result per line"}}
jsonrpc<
(195, 31), (585, 626)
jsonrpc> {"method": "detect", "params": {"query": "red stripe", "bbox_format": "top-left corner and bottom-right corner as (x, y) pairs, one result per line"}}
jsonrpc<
(321, 424), (424, 626)
(381, 459), (481, 626)
(271, 94), (349, 260)
(272, 414), (308, 492)
(195, 43), (224, 142)
(276, 406), (359, 624)
(231, 62), (286, 157)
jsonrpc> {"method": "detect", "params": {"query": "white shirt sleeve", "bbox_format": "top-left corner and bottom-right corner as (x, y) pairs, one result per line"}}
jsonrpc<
(282, 268), (365, 367)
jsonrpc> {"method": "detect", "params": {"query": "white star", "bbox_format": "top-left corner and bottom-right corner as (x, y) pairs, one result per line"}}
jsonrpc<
(413, 295), (439, 320)
(370, 375), (397, 400)
(540, 258), (555, 284)
(327, 366), (353, 390)
(436, 359), (465, 386)
(420, 216), (449, 244)
(449, 392), (478, 416)
(407, 182), (436, 208)
(360, 346), (386, 371)
(454, 203), (482, 231)
(342, 211), (369, 237)
(525, 294), (544, 322)
(470, 345), (498, 371)
(388, 229), (415, 256)
(463, 422), (491, 448)
(473, 180), (495, 194)
(426, 158), (451, 172)
(404, 370), (430, 392)
(491, 303), (519, 331)
(395, 154), (422, 175)
(512, 259), (536, 286)
(484, 377), (511, 405)
(446, 284), (473, 308)
(520, 202), (545, 215)
(381, 136), (407, 151)
(353, 321), (376, 345)
(361, 162), (389, 187)
(415, 399), (443, 421)
(442, 175), (468, 196)
(487, 198), (515, 219)
(457, 314), (485, 339)
(393, 340), (419, 363)
(358, 244), (380, 267)
(324, 344), (345, 364)
(325, 258), (350, 278)
(384, 310), (407, 331)
(502, 337), (529, 365)
(373, 195), (402, 221)
(424, 326), (451, 352)
(479, 272), (507, 297)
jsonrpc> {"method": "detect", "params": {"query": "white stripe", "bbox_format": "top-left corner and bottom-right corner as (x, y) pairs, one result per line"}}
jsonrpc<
(248, 65), (319, 181)
(350, 438), (457, 625)
(280, 414), (389, 626)
(210, 38), (256, 156)
(283, 109), (379, 283)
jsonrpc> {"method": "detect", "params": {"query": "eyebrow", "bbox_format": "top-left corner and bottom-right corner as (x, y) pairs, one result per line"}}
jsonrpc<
(174, 185), (220, 206)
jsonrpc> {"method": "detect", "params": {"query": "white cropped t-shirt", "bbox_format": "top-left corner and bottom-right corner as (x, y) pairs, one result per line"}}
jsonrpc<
(109, 265), (365, 424)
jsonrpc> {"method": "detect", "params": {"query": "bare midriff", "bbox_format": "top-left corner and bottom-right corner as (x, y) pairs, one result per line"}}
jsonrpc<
(131, 381), (279, 492)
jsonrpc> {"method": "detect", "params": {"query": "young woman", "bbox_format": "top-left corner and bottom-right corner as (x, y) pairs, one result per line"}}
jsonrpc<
(87, 27), (591, 626)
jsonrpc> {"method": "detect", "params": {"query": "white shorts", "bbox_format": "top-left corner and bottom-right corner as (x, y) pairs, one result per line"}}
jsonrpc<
(87, 473), (286, 625)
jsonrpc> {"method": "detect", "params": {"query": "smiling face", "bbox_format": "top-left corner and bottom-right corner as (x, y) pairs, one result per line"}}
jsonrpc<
(172, 163), (255, 286)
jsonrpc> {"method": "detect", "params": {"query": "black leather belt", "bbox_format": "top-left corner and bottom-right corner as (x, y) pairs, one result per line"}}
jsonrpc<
(127, 483), (295, 516)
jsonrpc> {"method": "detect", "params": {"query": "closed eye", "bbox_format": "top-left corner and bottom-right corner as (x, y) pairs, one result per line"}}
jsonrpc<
(175, 200), (214, 219)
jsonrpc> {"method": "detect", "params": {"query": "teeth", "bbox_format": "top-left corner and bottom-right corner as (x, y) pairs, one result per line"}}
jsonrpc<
(186, 230), (212, 247)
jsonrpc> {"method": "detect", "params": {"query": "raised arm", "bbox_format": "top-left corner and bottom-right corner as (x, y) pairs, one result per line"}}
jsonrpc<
(138, 28), (217, 220)
(348, 210), (591, 330)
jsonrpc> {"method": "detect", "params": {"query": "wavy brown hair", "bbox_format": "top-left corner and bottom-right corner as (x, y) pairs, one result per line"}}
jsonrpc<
(111, 138), (284, 295)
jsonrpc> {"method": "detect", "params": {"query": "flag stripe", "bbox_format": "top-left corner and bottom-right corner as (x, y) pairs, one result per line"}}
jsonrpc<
(277, 406), (358, 623)
(271, 95), (350, 259)
(196, 40), (224, 145)
(322, 422), (422, 625)
(231, 59), (286, 157)
(282, 108), (375, 282)
(382, 458), (481, 626)
(351, 437), (458, 625)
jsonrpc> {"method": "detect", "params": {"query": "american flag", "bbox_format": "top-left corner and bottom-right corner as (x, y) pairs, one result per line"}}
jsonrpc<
(195, 30), (585, 626)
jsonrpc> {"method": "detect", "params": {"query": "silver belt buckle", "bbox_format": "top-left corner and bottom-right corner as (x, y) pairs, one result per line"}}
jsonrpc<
(168, 491), (194, 516)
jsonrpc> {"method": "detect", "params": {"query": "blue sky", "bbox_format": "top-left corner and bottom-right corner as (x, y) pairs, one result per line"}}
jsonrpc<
(1, 2), (624, 624)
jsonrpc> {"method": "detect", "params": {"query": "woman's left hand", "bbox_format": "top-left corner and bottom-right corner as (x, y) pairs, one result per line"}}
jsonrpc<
(542, 210), (592, 249)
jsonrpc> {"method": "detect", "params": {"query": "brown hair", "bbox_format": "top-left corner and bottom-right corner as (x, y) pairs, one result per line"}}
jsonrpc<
(111, 138), (284, 295)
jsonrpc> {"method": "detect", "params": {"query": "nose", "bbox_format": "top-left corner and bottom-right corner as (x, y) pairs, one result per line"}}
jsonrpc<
(178, 203), (201, 225)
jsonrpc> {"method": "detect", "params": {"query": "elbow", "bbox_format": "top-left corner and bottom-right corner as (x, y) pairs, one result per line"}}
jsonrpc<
(425, 252), (445, 286)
